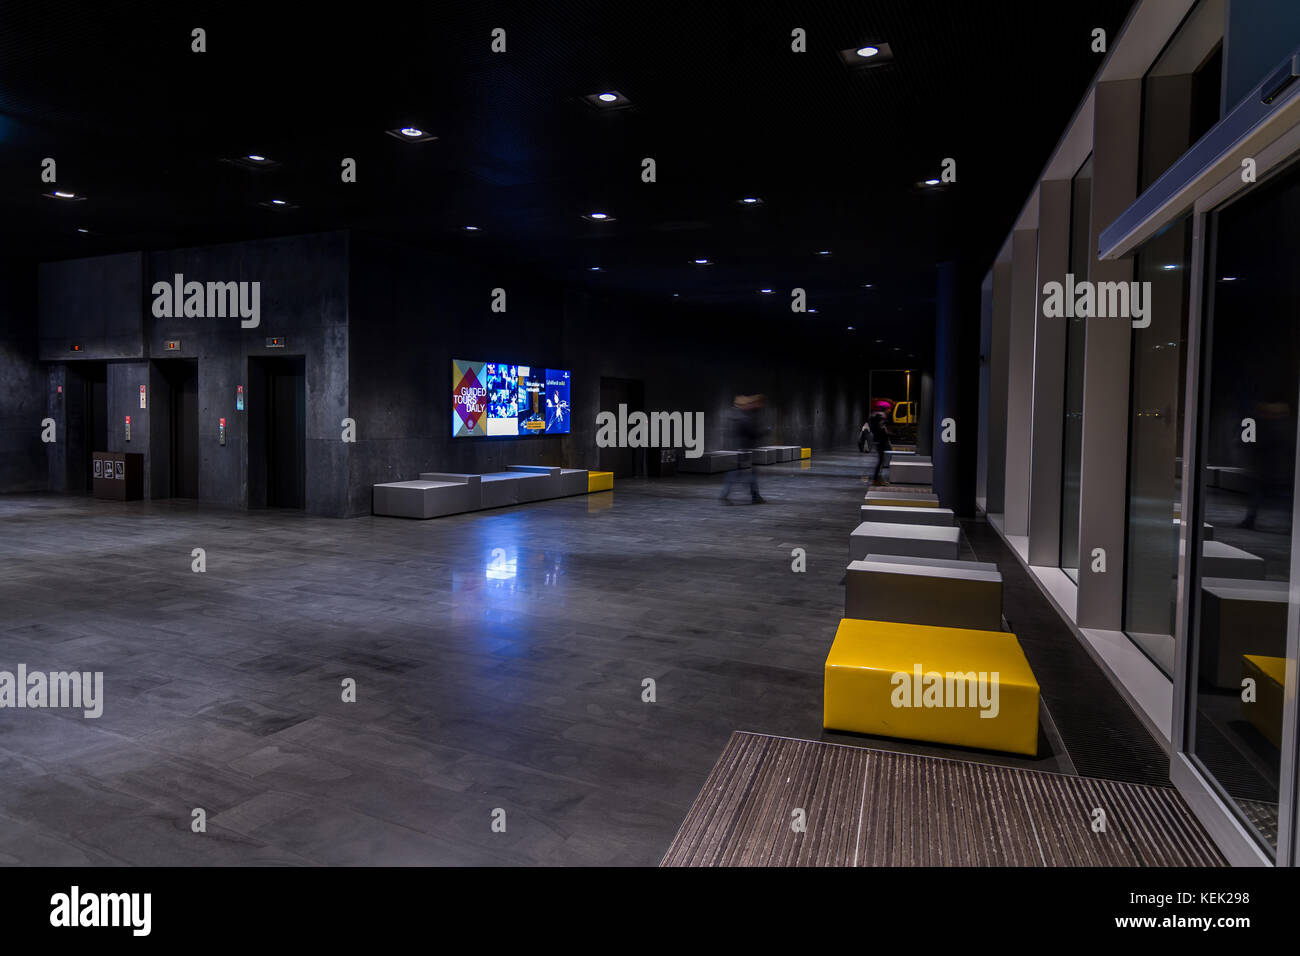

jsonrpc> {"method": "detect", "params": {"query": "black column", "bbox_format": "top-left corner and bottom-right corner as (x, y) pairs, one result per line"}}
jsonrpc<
(933, 260), (980, 517)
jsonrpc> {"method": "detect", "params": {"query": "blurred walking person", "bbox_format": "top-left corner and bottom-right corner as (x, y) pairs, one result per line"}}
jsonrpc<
(869, 411), (892, 485)
(721, 394), (766, 504)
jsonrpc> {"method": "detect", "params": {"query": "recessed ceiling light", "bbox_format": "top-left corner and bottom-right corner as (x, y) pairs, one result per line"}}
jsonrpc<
(693, 258), (711, 265)
(808, 308), (818, 313)
(839, 41), (893, 68)
(923, 178), (941, 186)
(817, 250), (831, 256)
(584, 90), (632, 109)
(1221, 276), (1237, 281)
(45, 190), (85, 201)
(847, 325), (855, 330)
(759, 288), (773, 294)
(258, 198), (298, 209)
(385, 126), (438, 142)
(271, 199), (287, 205)
(76, 228), (90, 233)
(739, 197), (763, 205)
(247, 154), (267, 162)
(863, 283), (874, 288)
(893, 347), (901, 351)
(590, 266), (601, 271)
(464, 225), (479, 231)
(588, 212), (608, 220)
(672, 293), (679, 297)
(1162, 263), (1178, 270)
(875, 339), (884, 344)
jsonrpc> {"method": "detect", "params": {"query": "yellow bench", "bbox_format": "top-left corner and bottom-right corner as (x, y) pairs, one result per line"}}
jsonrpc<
(824, 618), (1040, 756)
(587, 471), (613, 493)
(1242, 655), (1285, 748)
(800, 447), (811, 459)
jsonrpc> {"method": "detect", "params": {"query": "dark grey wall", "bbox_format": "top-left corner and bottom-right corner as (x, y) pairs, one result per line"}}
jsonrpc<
(38, 252), (144, 361)
(0, 262), (46, 492)
(346, 235), (567, 516)
(36, 232), (351, 515)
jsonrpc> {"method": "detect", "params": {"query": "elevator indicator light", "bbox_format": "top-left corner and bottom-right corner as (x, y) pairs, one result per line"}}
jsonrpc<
(237, 385), (244, 411)
(124, 415), (131, 442)
(219, 417), (226, 446)
(139, 385), (147, 409)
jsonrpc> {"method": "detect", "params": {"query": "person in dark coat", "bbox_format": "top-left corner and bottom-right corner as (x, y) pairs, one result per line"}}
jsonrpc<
(721, 394), (766, 504)
(869, 411), (892, 485)
(857, 419), (873, 454)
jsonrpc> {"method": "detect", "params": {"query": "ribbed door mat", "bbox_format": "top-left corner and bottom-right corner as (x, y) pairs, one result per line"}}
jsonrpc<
(661, 732), (1225, 866)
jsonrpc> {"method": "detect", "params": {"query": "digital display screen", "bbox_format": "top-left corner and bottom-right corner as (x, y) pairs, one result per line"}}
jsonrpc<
(453, 359), (570, 438)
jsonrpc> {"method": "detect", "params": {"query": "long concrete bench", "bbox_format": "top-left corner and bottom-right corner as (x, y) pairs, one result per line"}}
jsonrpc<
(678, 451), (739, 473)
(865, 490), (939, 508)
(850, 521), (960, 561)
(823, 618), (1040, 756)
(748, 447), (777, 465)
(845, 557), (1002, 631)
(860, 504), (954, 527)
(373, 479), (478, 519)
(1242, 655), (1285, 747)
(558, 468), (590, 496)
(1199, 578), (1288, 688)
(420, 471), (520, 509)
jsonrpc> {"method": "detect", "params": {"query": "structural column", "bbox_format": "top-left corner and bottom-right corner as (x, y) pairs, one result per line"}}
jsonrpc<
(1076, 78), (1141, 629)
(1027, 179), (1071, 565)
(1003, 228), (1039, 536)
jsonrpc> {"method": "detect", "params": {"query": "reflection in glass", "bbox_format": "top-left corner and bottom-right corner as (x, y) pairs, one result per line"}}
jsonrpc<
(1060, 156), (1092, 581)
(1122, 218), (1191, 676)
(1189, 160), (1300, 856)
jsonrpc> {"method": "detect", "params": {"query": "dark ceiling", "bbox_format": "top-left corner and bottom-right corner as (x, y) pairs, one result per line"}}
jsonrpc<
(0, 0), (1136, 352)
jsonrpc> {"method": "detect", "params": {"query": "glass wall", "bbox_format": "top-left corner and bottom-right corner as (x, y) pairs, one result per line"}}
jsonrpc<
(1187, 159), (1300, 857)
(1122, 0), (1222, 677)
(1059, 155), (1092, 582)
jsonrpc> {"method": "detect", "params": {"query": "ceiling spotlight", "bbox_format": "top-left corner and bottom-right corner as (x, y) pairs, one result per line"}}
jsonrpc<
(258, 198), (298, 209)
(271, 199), (287, 205)
(464, 225), (479, 231)
(693, 258), (711, 265)
(875, 339), (884, 344)
(1162, 263), (1178, 270)
(839, 41), (894, 68)
(808, 308), (818, 313)
(1221, 276), (1238, 281)
(817, 250), (832, 256)
(385, 126), (438, 142)
(590, 266), (602, 271)
(76, 227), (89, 233)
(246, 154), (267, 162)
(588, 212), (608, 220)
(863, 283), (874, 288)
(738, 196), (765, 206)
(584, 90), (632, 109)
(923, 178), (941, 186)
(759, 288), (773, 294)
(54, 190), (75, 198)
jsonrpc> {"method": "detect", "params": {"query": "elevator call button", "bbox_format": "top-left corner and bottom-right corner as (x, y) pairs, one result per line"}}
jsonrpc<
(219, 417), (226, 446)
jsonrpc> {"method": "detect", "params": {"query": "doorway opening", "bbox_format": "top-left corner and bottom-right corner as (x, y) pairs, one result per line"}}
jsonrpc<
(247, 356), (306, 509)
(154, 359), (200, 498)
(598, 376), (645, 478)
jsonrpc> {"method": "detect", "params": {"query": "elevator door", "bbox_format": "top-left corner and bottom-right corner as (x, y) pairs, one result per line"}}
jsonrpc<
(159, 360), (199, 498)
(249, 356), (306, 509)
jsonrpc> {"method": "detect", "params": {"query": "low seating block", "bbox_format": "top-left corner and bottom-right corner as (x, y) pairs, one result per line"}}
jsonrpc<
(889, 459), (933, 485)
(373, 480), (475, 519)
(865, 490), (939, 508)
(823, 618), (1039, 756)
(850, 521), (960, 561)
(800, 447), (811, 459)
(1199, 578), (1288, 688)
(588, 471), (614, 493)
(845, 558), (1002, 630)
(860, 504), (954, 527)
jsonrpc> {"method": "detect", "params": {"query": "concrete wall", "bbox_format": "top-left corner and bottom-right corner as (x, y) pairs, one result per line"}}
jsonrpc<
(37, 232), (351, 515)
(0, 262), (46, 492)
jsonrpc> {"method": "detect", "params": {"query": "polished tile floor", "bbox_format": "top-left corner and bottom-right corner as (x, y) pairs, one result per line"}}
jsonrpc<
(0, 452), (1156, 865)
